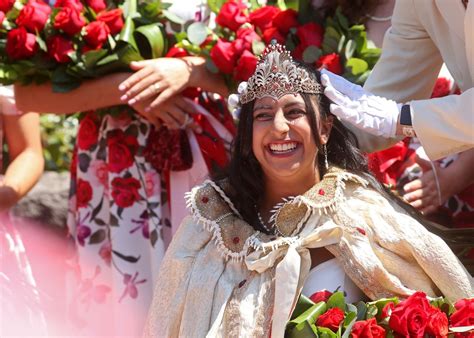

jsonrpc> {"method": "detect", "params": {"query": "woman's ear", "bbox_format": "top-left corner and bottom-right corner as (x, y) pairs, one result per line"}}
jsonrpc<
(319, 115), (334, 145)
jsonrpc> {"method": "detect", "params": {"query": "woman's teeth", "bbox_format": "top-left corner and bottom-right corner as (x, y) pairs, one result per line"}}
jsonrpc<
(268, 142), (298, 153)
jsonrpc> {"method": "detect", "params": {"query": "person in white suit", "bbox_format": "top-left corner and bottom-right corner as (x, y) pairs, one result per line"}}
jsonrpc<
(321, 0), (474, 161)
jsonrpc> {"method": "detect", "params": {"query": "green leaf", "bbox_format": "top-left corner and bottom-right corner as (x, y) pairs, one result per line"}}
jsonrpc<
(187, 22), (208, 46)
(337, 34), (346, 54)
(119, 16), (138, 50)
(207, 0), (226, 13)
(302, 45), (322, 64)
(355, 301), (367, 320)
(334, 7), (349, 31)
(287, 302), (327, 328)
(36, 35), (47, 52)
(89, 229), (106, 244)
(286, 320), (318, 338)
(291, 294), (316, 320)
(150, 229), (158, 247)
(51, 68), (81, 93)
(112, 250), (141, 263)
(162, 9), (185, 24)
(326, 291), (345, 310)
(135, 23), (166, 59)
(341, 312), (357, 338)
(316, 326), (338, 338)
(345, 57), (368, 76)
(344, 39), (356, 60)
(83, 49), (108, 69)
(95, 218), (106, 226)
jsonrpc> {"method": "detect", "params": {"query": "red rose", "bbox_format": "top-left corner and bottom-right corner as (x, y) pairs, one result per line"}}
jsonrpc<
(389, 292), (431, 338)
(97, 8), (124, 35)
(309, 290), (332, 304)
(317, 53), (343, 75)
(54, 7), (86, 36)
(77, 179), (93, 208)
(6, 27), (38, 60)
(431, 77), (452, 98)
(262, 26), (286, 44)
(215, 0), (248, 31)
(210, 39), (237, 74)
(381, 302), (395, 319)
(425, 307), (448, 338)
(249, 6), (280, 32)
(273, 9), (299, 35)
(451, 299), (474, 328)
(235, 50), (257, 81)
(351, 318), (386, 338)
(315, 307), (344, 332)
(16, 0), (51, 32)
(233, 26), (260, 55)
(77, 114), (99, 150)
(111, 177), (141, 208)
(165, 46), (188, 58)
(0, 11), (4, 24)
(0, 0), (14, 13)
(86, 0), (106, 13)
(47, 35), (74, 63)
(54, 0), (83, 12)
(84, 21), (110, 49)
(296, 22), (324, 48)
(107, 129), (139, 173)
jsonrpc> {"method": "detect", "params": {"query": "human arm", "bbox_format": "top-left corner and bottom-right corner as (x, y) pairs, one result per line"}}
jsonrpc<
(118, 56), (228, 110)
(14, 72), (130, 114)
(1, 112), (44, 210)
(403, 149), (474, 214)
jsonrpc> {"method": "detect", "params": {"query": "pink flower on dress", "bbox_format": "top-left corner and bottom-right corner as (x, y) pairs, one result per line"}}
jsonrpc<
(99, 240), (112, 266)
(144, 171), (159, 197)
(90, 159), (108, 188)
(78, 266), (111, 305)
(119, 272), (146, 302)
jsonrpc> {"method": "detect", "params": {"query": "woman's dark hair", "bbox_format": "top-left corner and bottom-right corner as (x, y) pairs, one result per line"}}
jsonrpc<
(222, 63), (426, 233)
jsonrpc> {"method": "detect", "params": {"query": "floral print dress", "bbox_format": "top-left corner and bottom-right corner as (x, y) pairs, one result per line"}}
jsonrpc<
(67, 92), (234, 335)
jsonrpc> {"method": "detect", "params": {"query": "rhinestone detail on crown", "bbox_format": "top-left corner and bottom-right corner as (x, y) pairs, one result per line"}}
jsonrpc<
(239, 43), (323, 104)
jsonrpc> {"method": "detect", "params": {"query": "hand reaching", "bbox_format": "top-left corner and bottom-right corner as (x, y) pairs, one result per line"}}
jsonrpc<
(402, 155), (446, 215)
(320, 69), (401, 138)
(119, 58), (192, 112)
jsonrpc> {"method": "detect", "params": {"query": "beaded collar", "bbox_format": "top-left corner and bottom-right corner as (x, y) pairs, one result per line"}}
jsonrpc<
(184, 168), (368, 261)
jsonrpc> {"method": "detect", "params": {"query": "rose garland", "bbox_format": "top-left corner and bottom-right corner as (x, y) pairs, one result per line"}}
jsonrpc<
(288, 290), (474, 338)
(0, 0), (171, 92)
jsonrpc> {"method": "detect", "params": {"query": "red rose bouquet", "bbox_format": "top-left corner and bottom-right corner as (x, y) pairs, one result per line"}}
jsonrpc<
(287, 290), (474, 338)
(170, 0), (380, 88)
(0, 0), (171, 92)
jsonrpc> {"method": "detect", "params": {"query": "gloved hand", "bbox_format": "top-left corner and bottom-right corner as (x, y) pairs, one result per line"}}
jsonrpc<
(321, 69), (401, 138)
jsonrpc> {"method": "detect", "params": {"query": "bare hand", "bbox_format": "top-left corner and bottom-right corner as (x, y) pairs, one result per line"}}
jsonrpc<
(119, 58), (192, 111)
(402, 156), (447, 215)
(131, 95), (201, 132)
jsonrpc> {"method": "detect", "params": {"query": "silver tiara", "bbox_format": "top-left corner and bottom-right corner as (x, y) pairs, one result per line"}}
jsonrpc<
(239, 43), (323, 104)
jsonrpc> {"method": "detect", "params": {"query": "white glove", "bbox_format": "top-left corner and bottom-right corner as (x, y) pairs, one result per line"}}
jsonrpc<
(320, 69), (401, 138)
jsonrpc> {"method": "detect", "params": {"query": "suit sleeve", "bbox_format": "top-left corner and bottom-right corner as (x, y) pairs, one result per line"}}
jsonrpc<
(354, 0), (444, 153)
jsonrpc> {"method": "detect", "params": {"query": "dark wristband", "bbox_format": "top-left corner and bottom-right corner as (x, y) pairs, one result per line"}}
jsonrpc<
(400, 104), (412, 126)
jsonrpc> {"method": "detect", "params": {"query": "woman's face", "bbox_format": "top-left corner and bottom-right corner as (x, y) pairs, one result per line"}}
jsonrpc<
(252, 94), (319, 182)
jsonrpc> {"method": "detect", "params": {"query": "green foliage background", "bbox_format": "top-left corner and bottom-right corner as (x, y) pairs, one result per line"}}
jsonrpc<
(40, 115), (77, 172)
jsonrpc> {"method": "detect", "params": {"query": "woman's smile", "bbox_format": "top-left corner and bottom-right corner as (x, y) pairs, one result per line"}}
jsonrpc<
(266, 140), (301, 156)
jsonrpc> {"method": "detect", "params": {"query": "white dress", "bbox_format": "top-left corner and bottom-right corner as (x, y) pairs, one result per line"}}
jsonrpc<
(302, 258), (365, 303)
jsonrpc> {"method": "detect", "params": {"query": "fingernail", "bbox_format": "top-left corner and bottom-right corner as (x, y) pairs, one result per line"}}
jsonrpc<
(144, 107), (151, 113)
(195, 126), (203, 134)
(120, 95), (127, 101)
(128, 99), (136, 105)
(119, 84), (126, 91)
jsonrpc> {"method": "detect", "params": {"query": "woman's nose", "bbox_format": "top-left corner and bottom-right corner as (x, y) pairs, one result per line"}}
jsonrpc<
(272, 111), (290, 134)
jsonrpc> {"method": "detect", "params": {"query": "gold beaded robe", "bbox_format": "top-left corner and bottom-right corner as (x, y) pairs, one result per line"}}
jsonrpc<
(144, 168), (473, 338)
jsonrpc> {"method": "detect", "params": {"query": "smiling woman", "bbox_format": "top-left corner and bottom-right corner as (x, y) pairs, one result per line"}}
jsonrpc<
(144, 44), (473, 338)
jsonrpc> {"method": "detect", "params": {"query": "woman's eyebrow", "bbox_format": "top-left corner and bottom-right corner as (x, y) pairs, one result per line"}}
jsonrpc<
(283, 102), (305, 109)
(253, 104), (273, 111)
